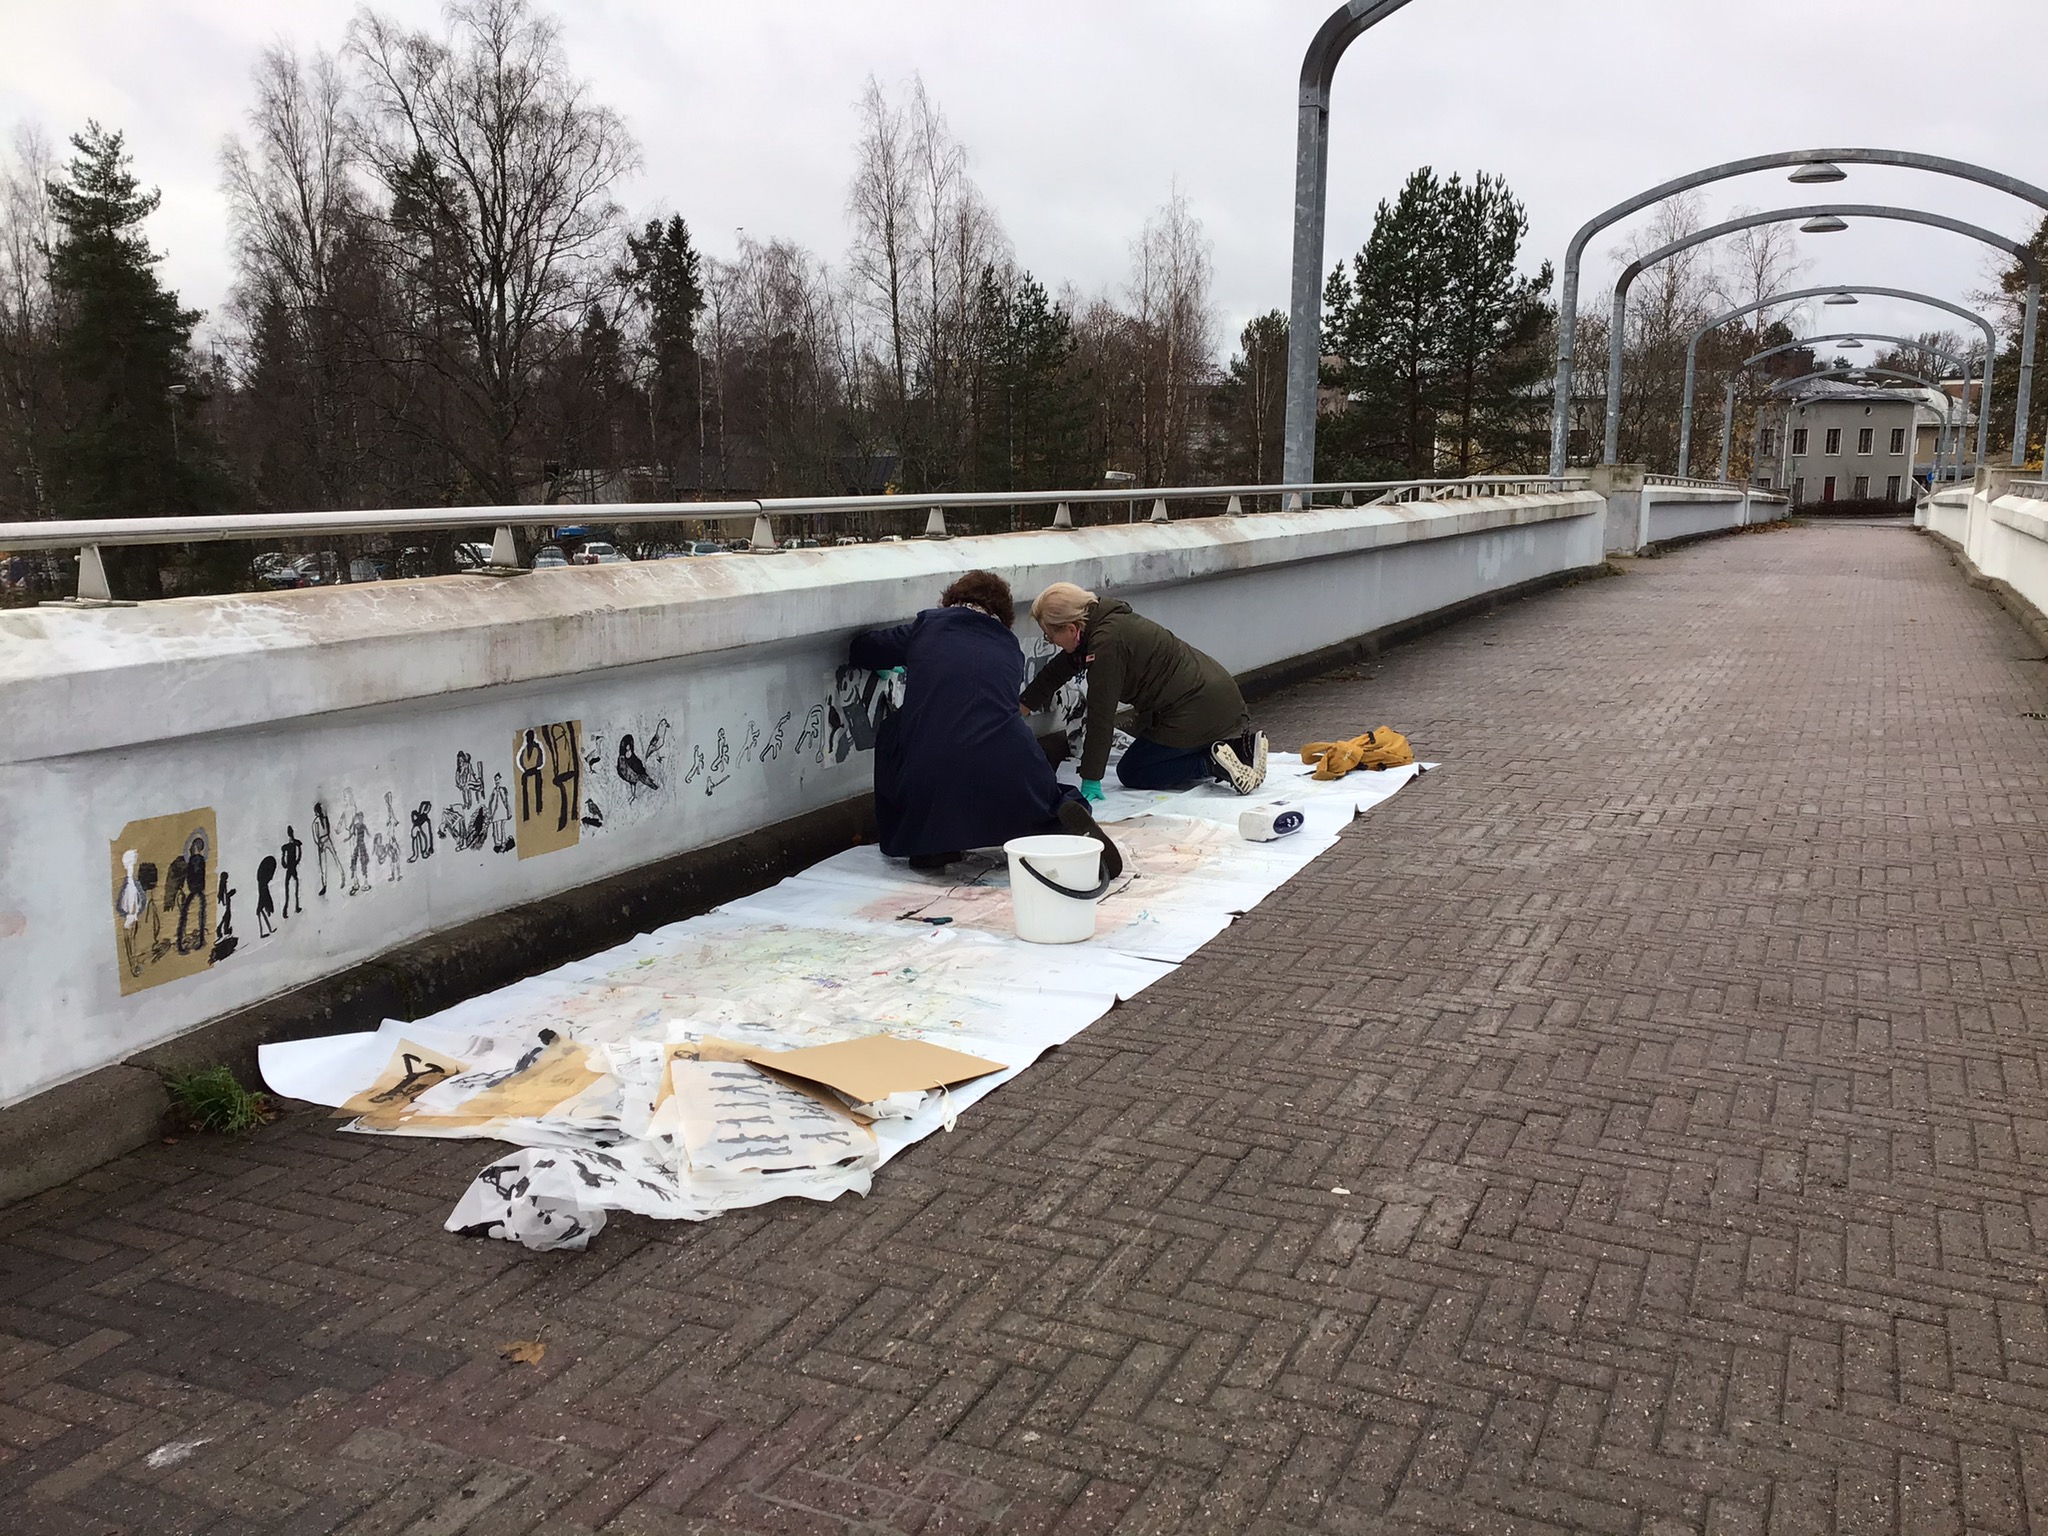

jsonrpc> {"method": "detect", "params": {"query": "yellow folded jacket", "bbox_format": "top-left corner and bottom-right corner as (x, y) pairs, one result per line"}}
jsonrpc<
(1300, 727), (1414, 780)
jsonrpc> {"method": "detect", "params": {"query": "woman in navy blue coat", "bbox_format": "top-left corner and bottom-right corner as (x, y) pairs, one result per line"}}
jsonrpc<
(849, 570), (1119, 875)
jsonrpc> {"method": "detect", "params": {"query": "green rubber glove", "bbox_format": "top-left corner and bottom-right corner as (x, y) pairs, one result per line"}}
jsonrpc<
(1080, 778), (1105, 803)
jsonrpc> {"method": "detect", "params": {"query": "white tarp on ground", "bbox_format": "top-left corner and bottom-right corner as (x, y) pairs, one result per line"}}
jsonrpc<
(261, 755), (1425, 1249)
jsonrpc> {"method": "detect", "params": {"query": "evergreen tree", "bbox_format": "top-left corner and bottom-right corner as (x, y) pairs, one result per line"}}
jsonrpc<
(1320, 167), (1552, 479)
(45, 123), (208, 526)
(966, 268), (1090, 494)
(621, 215), (705, 482)
(1210, 310), (1288, 482)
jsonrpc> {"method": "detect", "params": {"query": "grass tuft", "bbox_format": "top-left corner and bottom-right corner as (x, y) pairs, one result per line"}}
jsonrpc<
(163, 1065), (274, 1135)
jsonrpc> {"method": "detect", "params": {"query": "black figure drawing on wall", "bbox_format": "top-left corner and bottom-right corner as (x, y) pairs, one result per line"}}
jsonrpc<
(443, 749), (492, 850)
(797, 705), (825, 763)
(582, 796), (604, 829)
(170, 829), (209, 955)
(311, 802), (341, 896)
(518, 730), (545, 820)
(738, 718), (761, 764)
(616, 732), (659, 796)
(280, 826), (303, 915)
(761, 711), (790, 762)
(255, 855), (278, 936)
(683, 743), (706, 785)
(544, 721), (581, 832)
(115, 850), (159, 978)
(374, 792), (403, 882)
(409, 801), (435, 862)
(712, 728), (731, 773)
(344, 798), (372, 893)
(488, 773), (514, 852)
(210, 870), (238, 962)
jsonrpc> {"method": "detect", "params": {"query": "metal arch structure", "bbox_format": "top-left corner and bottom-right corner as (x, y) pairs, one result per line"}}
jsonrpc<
(1722, 333), (1982, 482)
(1717, 340), (1979, 482)
(1755, 366), (1965, 493)
(1281, 0), (1421, 489)
(1678, 285), (1999, 475)
(1547, 148), (2048, 476)
(1598, 205), (2042, 465)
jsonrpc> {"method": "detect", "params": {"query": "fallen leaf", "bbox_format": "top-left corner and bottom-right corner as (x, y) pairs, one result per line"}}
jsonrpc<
(1331, 1186), (1351, 1196)
(500, 1339), (546, 1365)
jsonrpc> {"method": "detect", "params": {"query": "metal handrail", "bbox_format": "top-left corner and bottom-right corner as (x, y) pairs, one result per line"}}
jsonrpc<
(0, 474), (1591, 602)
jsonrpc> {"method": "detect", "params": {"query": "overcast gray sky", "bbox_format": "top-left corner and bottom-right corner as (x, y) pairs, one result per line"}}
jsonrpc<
(3, 0), (2044, 356)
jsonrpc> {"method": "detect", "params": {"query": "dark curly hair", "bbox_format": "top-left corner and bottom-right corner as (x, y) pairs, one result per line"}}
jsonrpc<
(940, 569), (1015, 628)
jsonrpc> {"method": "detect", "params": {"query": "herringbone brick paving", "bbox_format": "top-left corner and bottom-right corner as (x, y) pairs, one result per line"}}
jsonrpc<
(6, 521), (2048, 1534)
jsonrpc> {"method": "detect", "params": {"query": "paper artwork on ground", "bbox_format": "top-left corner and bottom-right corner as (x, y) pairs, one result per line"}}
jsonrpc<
(260, 754), (1425, 1249)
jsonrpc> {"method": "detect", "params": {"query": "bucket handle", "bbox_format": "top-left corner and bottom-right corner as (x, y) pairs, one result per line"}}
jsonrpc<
(1017, 854), (1113, 902)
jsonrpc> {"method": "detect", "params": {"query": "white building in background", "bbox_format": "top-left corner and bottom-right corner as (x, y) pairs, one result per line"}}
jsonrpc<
(1759, 380), (1973, 506)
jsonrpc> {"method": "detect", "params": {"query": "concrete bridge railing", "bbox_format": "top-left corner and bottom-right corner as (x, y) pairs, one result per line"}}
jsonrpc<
(1917, 470), (2048, 646)
(1588, 467), (1791, 554)
(1, 487), (1608, 1130)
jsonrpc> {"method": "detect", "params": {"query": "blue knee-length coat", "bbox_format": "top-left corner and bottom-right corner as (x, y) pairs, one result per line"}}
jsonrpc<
(849, 605), (1078, 857)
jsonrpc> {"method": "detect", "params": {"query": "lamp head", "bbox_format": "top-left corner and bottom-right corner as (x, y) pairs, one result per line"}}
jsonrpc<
(1823, 291), (1859, 305)
(1788, 161), (1848, 184)
(1801, 215), (1849, 234)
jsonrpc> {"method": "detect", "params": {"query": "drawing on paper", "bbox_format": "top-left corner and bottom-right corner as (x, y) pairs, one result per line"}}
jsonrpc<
(110, 807), (220, 995)
(828, 666), (903, 762)
(515, 720), (583, 858)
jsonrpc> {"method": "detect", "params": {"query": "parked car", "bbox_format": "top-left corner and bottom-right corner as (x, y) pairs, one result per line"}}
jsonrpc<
(533, 545), (570, 569)
(879, 534), (904, 543)
(452, 541), (494, 570)
(251, 553), (301, 588)
(579, 541), (630, 564)
(689, 540), (725, 556)
(792, 537), (821, 549)
(835, 535), (861, 547)
(348, 555), (391, 583)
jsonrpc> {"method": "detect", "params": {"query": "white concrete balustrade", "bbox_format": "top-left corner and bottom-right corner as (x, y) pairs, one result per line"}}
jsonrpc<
(0, 490), (1607, 1108)
(1916, 471), (2048, 633)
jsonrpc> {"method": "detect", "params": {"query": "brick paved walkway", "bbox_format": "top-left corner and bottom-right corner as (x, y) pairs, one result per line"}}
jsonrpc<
(7, 522), (2048, 1535)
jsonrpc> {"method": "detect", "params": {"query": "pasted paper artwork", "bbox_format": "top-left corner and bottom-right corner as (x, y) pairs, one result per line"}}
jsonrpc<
(110, 807), (220, 995)
(514, 720), (583, 859)
(260, 753), (1431, 1249)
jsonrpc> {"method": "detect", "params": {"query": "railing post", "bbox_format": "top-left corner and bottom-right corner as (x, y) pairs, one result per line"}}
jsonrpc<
(1052, 502), (1073, 528)
(1149, 498), (1169, 523)
(488, 525), (520, 569)
(923, 508), (949, 539)
(1284, 492), (1303, 511)
(749, 513), (780, 552)
(77, 544), (112, 602)
(1340, 489), (1355, 506)
(1225, 494), (1243, 516)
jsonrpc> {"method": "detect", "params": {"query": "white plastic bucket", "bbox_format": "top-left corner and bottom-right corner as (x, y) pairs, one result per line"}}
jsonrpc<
(1003, 833), (1106, 944)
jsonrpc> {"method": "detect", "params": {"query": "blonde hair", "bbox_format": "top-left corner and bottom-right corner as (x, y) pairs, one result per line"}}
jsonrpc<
(1030, 582), (1097, 630)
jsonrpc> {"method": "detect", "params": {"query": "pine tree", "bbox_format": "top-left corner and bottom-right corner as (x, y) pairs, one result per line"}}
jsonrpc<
(621, 215), (705, 483)
(46, 123), (207, 525)
(1319, 167), (1552, 479)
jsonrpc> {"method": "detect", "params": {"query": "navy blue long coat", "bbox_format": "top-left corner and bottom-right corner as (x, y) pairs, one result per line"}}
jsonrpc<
(849, 606), (1078, 858)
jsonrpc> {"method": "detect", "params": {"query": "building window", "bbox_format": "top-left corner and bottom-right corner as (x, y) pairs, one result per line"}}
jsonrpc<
(1886, 475), (1901, 500)
(1824, 428), (1842, 455)
(1791, 427), (1809, 454)
(1823, 476), (1837, 502)
(1889, 427), (1906, 454)
(1853, 475), (1869, 499)
(1794, 477), (1806, 503)
(1857, 428), (1874, 454)
(1759, 427), (1775, 455)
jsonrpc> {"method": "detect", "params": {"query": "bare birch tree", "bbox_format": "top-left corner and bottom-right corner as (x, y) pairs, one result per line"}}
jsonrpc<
(0, 125), (55, 517)
(347, 0), (639, 501)
(1127, 188), (1215, 484)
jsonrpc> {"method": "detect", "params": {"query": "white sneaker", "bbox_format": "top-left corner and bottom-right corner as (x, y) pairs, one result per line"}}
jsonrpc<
(1209, 729), (1268, 795)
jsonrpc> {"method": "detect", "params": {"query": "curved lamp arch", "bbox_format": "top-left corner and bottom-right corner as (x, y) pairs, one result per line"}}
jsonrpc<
(1756, 366), (1964, 493)
(1717, 336), (1980, 481)
(1679, 285), (1998, 475)
(1548, 148), (2048, 473)
(1600, 205), (2041, 465)
(1281, 0), (1422, 487)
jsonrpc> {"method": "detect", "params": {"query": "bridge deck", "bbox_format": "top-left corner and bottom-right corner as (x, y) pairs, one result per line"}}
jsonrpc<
(5, 522), (2048, 1535)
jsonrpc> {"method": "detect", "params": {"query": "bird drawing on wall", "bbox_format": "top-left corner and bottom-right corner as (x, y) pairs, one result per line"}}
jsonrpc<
(616, 732), (659, 793)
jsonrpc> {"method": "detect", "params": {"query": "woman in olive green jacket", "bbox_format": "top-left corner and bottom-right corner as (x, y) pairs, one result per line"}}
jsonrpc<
(1019, 582), (1267, 800)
